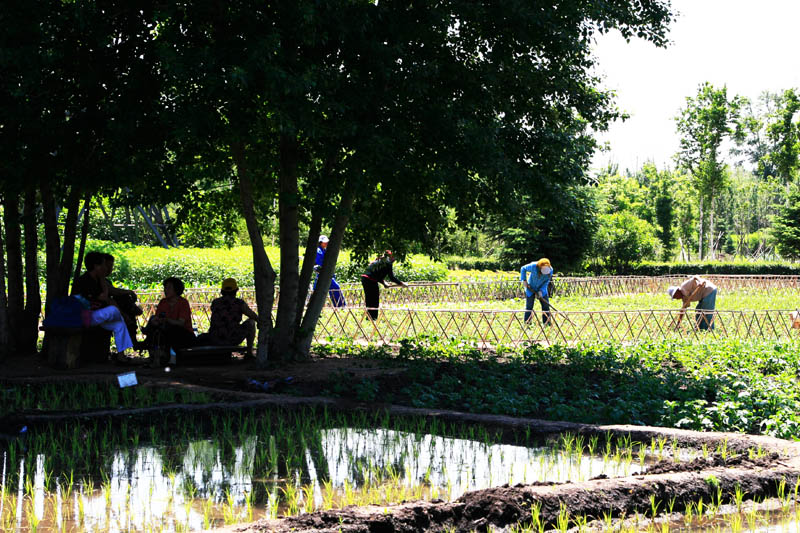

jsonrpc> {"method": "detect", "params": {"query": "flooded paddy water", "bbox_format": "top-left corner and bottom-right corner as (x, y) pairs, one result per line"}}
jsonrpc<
(0, 406), (676, 532)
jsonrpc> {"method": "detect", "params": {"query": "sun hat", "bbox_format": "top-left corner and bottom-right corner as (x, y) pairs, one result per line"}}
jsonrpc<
(536, 258), (551, 268)
(667, 286), (679, 299)
(319, 235), (329, 243)
(221, 278), (239, 292)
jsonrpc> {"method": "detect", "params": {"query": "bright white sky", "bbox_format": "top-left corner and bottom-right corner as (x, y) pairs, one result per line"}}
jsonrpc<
(590, 0), (800, 174)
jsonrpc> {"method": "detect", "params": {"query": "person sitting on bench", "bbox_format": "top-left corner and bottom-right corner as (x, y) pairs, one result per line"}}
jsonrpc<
(143, 277), (196, 364)
(204, 278), (258, 358)
(71, 251), (134, 358)
(101, 253), (142, 343)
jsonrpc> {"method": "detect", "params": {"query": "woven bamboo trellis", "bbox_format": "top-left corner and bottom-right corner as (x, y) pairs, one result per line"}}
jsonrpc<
(135, 275), (800, 307)
(137, 302), (800, 347)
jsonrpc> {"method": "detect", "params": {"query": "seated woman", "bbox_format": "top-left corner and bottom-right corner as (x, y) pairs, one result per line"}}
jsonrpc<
(144, 277), (196, 364)
(202, 278), (258, 358)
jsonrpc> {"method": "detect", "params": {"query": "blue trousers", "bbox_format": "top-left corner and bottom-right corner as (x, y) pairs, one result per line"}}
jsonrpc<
(525, 295), (551, 325)
(314, 275), (346, 308)
(695, 288), (717, 330)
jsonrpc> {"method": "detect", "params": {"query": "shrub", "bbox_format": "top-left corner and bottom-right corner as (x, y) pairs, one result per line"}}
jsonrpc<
(591, 213), (658, 272)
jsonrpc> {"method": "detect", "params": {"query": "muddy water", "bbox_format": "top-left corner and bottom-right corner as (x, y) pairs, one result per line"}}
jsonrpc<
(2, 428), (641, 532)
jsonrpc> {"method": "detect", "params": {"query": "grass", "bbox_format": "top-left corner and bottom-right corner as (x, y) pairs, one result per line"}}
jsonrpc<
(0, 383), (213, 417)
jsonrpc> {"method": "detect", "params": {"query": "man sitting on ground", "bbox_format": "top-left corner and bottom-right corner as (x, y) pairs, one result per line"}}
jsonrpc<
(203, 278), (258, 358)
(71, 251), (134, 359)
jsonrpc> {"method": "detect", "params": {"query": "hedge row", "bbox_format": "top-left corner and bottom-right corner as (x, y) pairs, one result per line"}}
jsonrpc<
(627, 261), (800, 276)
(444, 254), (800, 277)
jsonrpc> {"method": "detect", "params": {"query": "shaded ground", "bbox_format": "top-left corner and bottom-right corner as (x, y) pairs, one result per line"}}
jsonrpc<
(4, 351), (800, 532)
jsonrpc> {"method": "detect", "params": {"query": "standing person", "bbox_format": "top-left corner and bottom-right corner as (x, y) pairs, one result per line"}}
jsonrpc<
(71, 251), (134, 357)
(667, 275), (718, 330)
(314, 235), (346, 307)
(204, 278), (259, 358)
(360, 250), (407, 320)
(143, 277), (196, 364)
(520, 258), (554, 325)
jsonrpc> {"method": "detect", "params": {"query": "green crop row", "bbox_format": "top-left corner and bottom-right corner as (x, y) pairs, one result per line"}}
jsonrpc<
(312, 337), (800, 440)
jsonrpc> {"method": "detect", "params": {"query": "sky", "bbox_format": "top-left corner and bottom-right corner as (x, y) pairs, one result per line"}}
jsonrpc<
(590, 0), (800, 174)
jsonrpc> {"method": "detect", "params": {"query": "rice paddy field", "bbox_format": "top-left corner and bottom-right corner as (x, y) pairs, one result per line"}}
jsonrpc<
(0, 408), (711, 532)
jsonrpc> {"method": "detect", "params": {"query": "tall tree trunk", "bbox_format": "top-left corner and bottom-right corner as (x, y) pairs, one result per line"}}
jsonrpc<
(21, 185), (41, 355)
(295, 188), (355, 357)
(708, 196), (715, 261)
(3, 191), (24, 350)
(232, 142), (276, 366)
(0, 218), (8, 361)
(697, 197), (704, 260)
(294, 211), (322, 330)
(40, 181), (62, 316)
(57, 188), (82, 297)
(73, 193), (92, 288)
(273, 135), (301, 360)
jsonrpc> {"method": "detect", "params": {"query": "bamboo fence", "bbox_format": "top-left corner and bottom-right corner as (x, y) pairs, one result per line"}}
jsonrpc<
(130, 275), (800, 346)
(137, 303), (800, 347)
(136, 275), (800, 306)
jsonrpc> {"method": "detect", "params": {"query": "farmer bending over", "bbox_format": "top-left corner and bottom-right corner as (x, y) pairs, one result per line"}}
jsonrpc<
(205, 278), (258, 358)
(520, 258), (553, 325)
(361, 250), (407, 320)
(667, 275), (718, 330)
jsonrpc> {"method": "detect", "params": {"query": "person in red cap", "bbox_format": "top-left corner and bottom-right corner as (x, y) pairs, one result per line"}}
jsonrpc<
(361, 250), (407, 320)
(204, 278), (259, 357)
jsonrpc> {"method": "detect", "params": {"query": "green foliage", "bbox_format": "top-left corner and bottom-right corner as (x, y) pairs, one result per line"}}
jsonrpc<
(591, 213), (658, 272)
(313, 338), (800, 438)
(771, 184), (800, 260)
(493, 185), (598, 272)
(86, 242), (447, 288)
(627, 260), (800, 276)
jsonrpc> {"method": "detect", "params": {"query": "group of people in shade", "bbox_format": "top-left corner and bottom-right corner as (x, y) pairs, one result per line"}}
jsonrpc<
(71, 251), (258, 363)
(520, 258), (718, 330)
(72, 241), (723, 362)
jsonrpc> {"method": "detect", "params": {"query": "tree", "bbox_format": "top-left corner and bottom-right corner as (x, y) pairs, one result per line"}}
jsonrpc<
(154, 0), (674, 362)
(764, 89), (800, 184)
(592, 213), (658, 273)
(493, 185), (598, 272)
(675, 83), (744, 260)
(1, 0), (172, 356)
(771, 185), (800, 260)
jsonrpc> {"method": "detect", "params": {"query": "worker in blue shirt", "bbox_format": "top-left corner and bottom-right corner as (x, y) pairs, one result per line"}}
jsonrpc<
(314, 235), (346, 307)
(520, 258), (553, 325)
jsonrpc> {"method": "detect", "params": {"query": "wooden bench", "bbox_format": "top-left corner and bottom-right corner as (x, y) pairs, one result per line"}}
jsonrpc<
(174, 345), (242, 365)
(41, 326), (112, 369)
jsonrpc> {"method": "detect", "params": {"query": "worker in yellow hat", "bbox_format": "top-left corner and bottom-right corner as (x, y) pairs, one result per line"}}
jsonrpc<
(203, 278), (259, 358)
(520, 258), (553, 325)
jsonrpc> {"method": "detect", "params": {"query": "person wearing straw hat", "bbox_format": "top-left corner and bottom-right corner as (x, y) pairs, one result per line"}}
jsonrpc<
(520, 258), (553, 325)
(667, 275), (718, 330)
(314, 235), (346, 307)
(205, 278), (259, 358)
(361, 250), (407, 320)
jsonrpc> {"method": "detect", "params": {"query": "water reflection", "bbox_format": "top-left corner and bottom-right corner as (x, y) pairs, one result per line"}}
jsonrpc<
(319, 427), (641, 499)
(5, 428), (640, 531)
